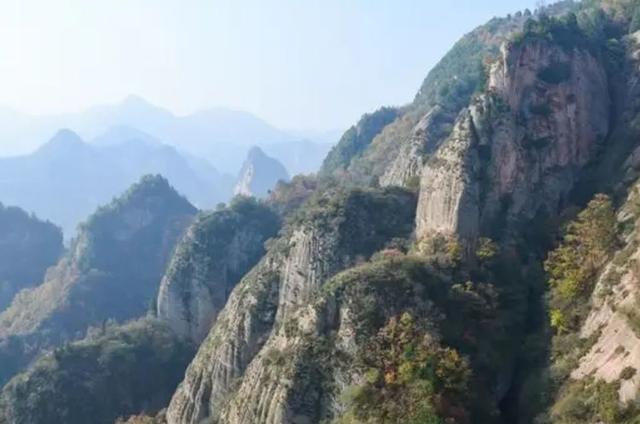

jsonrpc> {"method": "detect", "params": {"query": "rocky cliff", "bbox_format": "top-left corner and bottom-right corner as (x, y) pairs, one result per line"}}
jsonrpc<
(178, 7), (640, 424)
(416, 30), (610, 243)
(233, 147), (289, 198)
(165, 187), (416, 423)
(157, 197), (280, 343)
(215, 255), (511, 424)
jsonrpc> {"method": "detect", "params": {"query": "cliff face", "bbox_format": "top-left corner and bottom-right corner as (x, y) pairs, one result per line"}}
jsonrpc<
(566, 36), (640, 404)
(165, 187), (416, 424)
(215, 254), (510, 424)
(416, 37), (610, 242)
(570, 184), (640, 403)
(156, 197), (280, 344)
(0, 175), (195, 385)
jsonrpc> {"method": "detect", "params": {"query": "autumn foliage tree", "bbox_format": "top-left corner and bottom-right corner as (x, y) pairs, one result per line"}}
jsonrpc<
(544, 194), (617, 332)
(342, 312), (471, 424)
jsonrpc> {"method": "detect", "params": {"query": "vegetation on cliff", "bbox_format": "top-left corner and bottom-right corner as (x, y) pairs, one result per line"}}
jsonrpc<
(0, 203), (63, 311)
(0, 175), (196, 387)
(0, 319), (193, 424)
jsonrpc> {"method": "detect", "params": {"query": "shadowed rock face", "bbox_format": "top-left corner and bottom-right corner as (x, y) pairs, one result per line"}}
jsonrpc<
(233, 147), (290, 198)
(416, 38), (610, 243)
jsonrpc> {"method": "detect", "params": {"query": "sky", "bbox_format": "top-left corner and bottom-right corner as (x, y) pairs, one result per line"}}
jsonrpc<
(0, 0), (538, 131)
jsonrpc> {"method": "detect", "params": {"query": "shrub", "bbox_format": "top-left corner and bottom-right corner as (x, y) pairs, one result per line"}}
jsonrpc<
(620, 366), (636, 381)
(538, 62), (572, 84)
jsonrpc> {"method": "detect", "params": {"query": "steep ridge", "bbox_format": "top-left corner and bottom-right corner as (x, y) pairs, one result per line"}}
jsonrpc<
(0, 175), (196, 385)
(172, 5), (640, 424)
(320, 107), (400, 179)
(233, 147), (290, 198)
(320, 2), (577, 188)
(157, 196), (280, 344)
(0, 204), (63, 312)
(165, 187), (416, 423)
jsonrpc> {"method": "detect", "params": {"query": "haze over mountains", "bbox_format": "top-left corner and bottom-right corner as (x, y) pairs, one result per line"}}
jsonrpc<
(0, 96), (335, 236)
(12, 2), (640, 424)
(0, 129), (230, 237)
(0, 95), (337, 175)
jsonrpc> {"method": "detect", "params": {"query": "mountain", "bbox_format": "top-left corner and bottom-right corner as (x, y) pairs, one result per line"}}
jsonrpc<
(161, 2), (640, 424)
(92, 124), (161, 146)
(165, 186), (417, 424)
(0, 97), (324, 174)
(0, 175), (196, 386)
(233, 147), (290, 198)
(0, 204), (63, 312)
(0, 129), (231, 237)
(157, 196), (280, 343)
(11, 2), (640, 424)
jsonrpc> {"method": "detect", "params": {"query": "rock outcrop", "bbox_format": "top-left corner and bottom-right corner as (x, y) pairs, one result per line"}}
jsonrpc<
(416, 36), (610, 242)
(216, 255), (508, 424)
(165, 187), (416, 424)
(233, 147), (289, 198)
(157, 197), (280, 344)
(379, 106), (454, 187)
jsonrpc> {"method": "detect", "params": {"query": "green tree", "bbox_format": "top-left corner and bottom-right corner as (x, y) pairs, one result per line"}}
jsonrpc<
(545, 194), (617, 331)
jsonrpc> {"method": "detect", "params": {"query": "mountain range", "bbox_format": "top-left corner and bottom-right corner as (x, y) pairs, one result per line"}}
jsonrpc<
(7, 2), (640, 424)
(0, 96), (337, 175)
(0, 129), (231, 237)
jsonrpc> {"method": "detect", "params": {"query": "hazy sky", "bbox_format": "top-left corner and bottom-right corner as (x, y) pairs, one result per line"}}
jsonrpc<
(0, 0), (537, 130)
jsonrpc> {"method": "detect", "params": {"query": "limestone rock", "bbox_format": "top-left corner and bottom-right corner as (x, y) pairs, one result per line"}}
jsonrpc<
(157, 198), (280, 344)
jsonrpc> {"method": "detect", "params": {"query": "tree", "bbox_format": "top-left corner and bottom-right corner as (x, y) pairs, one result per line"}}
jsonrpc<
(545, 194), (617, 330)
(342, 313), (470, 423)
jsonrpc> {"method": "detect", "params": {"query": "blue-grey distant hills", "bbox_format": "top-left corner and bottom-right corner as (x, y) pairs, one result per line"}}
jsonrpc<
(0, 128), (233, 237)
(0, 96), (337, 175)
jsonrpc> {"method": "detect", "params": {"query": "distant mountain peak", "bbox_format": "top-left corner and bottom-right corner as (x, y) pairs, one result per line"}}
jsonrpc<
(247, 145), (267, 160)
(233, 146), (289, 198)
(120, 94), (153, 109)
(36, 129), (87, 155)
(49, 128), (84, 145)
(79, 173), (196, 244)
(118, 174), (183, 204)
